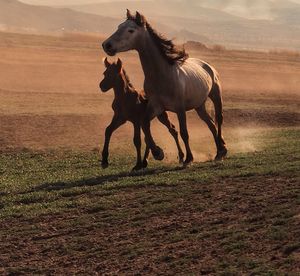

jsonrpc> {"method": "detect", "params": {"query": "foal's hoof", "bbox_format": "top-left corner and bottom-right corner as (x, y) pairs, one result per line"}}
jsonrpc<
(215, 147), (228, 161)
(152, 146), (164, 161)
(101, 161), (109, 169)
(178, 153), (185, 164)
(142, 159), (148, 169)
(131, 164), (143, 171)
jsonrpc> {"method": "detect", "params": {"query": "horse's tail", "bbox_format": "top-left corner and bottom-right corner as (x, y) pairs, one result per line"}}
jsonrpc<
(202, 63), (226, 146)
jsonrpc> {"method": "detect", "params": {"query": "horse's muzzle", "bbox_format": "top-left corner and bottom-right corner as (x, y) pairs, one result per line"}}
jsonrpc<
(102, 42), (116, 56)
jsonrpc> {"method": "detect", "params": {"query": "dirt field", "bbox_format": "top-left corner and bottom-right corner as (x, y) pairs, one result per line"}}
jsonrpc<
(0, 31), (299, 152)
(0, 32), (299, 274)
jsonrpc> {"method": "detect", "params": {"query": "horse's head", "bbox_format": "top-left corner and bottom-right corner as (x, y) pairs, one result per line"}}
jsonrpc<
(99, 58), (122, 92)
(102, 10), (146, 56)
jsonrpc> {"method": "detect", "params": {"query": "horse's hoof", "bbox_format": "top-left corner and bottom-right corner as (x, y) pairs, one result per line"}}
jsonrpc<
(142, 159), (148, 169)
(152, 146), (164, 161)
(215, 147), (228, 161)
(183, 160), (193, 168)
(183, 156), (193, 168)
(101, 161), (109, 169)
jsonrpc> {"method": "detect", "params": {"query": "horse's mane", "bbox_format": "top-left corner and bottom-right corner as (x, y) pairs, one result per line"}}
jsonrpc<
(127, 12), (188, 65)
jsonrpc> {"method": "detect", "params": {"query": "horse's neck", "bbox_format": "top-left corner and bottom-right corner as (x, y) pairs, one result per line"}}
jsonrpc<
(137, 33), (173, 84)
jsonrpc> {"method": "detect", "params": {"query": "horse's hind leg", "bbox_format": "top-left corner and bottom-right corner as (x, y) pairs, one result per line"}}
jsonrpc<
(209, 83), (227, 159)
(177, 110), (193, 166)
(157, 112), (184, 163)
(101, 115), (125, 168)
(195, 103), (226, 161)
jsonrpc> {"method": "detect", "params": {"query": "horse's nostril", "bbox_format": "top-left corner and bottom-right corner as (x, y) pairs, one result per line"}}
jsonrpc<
(106, 42), (112, 50)
(102, 41), (115, 55)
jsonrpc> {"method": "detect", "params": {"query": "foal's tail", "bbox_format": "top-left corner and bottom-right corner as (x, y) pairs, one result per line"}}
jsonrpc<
(202, 62), (226, 146)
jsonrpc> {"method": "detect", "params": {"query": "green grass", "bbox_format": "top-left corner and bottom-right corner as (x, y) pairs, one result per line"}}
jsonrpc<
(0, 128), (299, 274)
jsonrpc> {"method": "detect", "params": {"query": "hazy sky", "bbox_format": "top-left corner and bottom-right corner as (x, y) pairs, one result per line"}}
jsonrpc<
(17, 0), (300, 5)
(19, 0), (137, 5)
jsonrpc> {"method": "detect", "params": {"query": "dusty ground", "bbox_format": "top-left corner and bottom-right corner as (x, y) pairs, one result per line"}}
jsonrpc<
(0, 31), (299, 152)
(0, 32), (300, 275)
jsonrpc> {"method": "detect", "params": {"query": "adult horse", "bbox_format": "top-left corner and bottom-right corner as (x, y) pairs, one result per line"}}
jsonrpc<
(102, 10), (227, 165)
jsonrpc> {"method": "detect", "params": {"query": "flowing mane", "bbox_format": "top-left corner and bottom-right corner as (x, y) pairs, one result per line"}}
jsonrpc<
(122, 68), (134, 89)
(127, 12), (188, 65)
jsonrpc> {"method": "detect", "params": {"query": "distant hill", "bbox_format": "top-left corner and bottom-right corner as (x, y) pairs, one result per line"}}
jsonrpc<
(0, 0), (118, 33)
(67, 0), (242, 21)
(2, 0), (300, 50)
(0, 0), (210, 43)
(196, 0), (300, 24)
(65, 0), (300, 50)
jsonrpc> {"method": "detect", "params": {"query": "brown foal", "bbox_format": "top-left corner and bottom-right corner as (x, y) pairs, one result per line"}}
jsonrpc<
(99, 58), (184, 171)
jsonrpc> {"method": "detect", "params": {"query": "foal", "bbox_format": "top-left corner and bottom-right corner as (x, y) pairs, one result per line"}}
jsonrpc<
(99, 58), (184, 171)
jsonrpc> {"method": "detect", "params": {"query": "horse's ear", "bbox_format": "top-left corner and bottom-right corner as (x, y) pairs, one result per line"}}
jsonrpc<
(116, 58), (122, 72)
(135, 11), (146, 26)
(103, 57), (110, 68)
(126, 9), (133, 20)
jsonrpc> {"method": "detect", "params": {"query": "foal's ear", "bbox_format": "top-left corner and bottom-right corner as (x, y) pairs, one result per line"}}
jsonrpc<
(135, 11), (146, 26)
(103, 57), (110, 68)
(116, 58), (122, 72)
(126, 9), (133, 20)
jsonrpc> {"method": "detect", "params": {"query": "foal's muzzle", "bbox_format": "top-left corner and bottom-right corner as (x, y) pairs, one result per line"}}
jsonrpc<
(99, 80), (110, 92)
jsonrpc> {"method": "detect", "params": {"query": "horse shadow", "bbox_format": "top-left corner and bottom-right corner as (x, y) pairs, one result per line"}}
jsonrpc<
(31, 166), (185, 193)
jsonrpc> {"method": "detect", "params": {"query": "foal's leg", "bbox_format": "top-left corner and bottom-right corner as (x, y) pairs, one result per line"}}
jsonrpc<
(142, 107), (164, 161)
(132, 122), (143, 171)
(157, 112), (184, 163)
(142, 145), (150, 169)
(177, 110), (193, 166)
(101, 115), (125, 168)
(195, 103), (227, 160)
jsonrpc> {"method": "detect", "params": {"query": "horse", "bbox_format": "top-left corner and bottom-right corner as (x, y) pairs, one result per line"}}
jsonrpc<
(99, 57), (184, 171)
(102, 10), (227, 166)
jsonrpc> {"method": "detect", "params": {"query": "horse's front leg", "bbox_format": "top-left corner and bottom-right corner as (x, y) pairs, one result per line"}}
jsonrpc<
(141, 105), (164, 161)
(177, 110), (193, 166)
(132, 122), (143, 171)
(101, 115), (125, 168)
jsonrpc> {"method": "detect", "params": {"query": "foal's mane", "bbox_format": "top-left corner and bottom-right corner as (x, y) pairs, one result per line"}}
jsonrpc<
(122, 68), (134, 89)
(121, 67), (145, 98)
(127, 12), (188, 65)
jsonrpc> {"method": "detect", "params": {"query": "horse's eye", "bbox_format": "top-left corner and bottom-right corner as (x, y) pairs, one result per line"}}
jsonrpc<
(128, 29), (135, 34)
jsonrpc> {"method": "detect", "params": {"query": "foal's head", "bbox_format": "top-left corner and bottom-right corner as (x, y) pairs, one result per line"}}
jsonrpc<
(99, 58), (122, 92)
